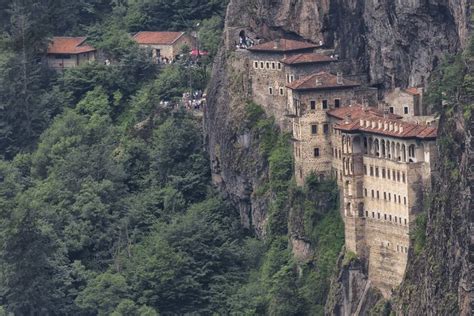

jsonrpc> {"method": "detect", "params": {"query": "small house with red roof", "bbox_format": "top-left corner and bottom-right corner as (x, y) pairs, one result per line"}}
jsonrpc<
(47, 37), (97, 69)
(132, 31), (195, 62)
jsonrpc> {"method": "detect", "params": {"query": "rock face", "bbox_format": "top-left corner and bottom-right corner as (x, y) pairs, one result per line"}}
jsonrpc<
(205, 0), (471, 312)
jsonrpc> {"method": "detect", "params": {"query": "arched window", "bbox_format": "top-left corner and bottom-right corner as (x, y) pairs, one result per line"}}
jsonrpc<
(374, 139), (380, 157)
(401, 144), (406, 162)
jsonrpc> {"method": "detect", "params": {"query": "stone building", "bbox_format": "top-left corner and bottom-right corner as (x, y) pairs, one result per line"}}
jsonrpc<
(246, 39), (321, 127)
(328, 105), (437, 297)
(383, 87), (425, 117)
(285, 71), (378, 185)
(46, 37), (96, 70)
(133, 31), (195, 62)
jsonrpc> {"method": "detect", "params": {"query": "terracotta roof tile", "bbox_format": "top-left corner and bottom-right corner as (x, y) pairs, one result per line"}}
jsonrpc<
(403, 87), (421, 95)
(133, 31), (185, 45)
(329, 106), (437, 140)
(281, 53), (335, 65)
(286, 72), (360, 90)
(47, 37), (96, 54)
(247, 39), (319, 53)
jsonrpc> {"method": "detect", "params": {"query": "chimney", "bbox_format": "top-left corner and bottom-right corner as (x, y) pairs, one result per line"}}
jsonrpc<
(337, 72), (343, 85)
(274, 38), (281, 49)
(345, 114), (352, 124)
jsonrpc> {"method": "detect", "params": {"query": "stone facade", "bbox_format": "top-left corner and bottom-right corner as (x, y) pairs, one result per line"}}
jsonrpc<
(328, 107), (437, 297)
(241, 37), (438, 298)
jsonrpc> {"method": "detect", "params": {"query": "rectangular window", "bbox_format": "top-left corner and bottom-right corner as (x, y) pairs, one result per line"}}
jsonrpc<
(377, 212), (380, 219)
(364, 188), (367, 197)
(314, 148), (320, 157)
(404, 106), (409, 114)
(365, 211), (368, 217)
(371, 190), (374, 198)
(375, 167), (379, 177)
(260, 61), (264, 68)
(311, 124), (318, 135)
(384, 192), (387, 200)
(370, 166), (374, 176)
(376, 191), (379, 199)
(384, 214), (387, 220)
(271, 62), (276, 69)
(404, 218), (407, 225)
(397, 171), (400, 182)
(382, 168), (386, 178)
(389, 215), (392, 221)
(393, 170), (396, 180)
(389, 106), (394, 113)
(395, 216), (398, 223)
(310, 100), (316, 110)
(388, 193), (391, 201)
(254, 61), (258, 69)
(387, 169), (391, 179)
(398, 195), (401, 204)
(323, 124), (329, 134)
(277, 62), (282, 70)
(266, 62), (270, 69)
(364, 165), (367, 175)
(279, 88), (284, 96)
(335, 99), (341, 108)
(402, 172), (406, 183)
(322, 100), (328, 109)
(404, 197), (407, 205)
(268, 87), (273, 95)
(372, 212), (375, 218)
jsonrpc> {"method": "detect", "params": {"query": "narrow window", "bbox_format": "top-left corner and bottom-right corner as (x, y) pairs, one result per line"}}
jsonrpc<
(314, 148), (320, 157)
(279, 88), (284, 96)
(388, 193), (391, 201)
(364, 188), (367, 197)
(395, 216), (398, 223)
(311, 124), (318, 135)
(266, 61), (270, 69)
(335, 99), (341, 108)
(370, 166), (374, 176)
(398, 195), (401, 204)
(254, 61), (258, 69)
(371, 190), (374, 198)
(365, 211), (368, 217)
(389, 106), (394, 113)
(394, 194), (397, 202)
(268, 87), (273, 95)
(404, 218), (407, 225)
(277, 62), (282, 70)
(377, 212), (381, 219)
(384, 192), (387, 200)
(310, 100), (316, 110)
(376, 191), (379, 199)
(271, 62), (276, 69)
(384, 214), (387, 220)
(387, 169), (391, 179)
(260, 61), (264, 68)
(402, 172), (406, 183)
(364, 165), (367, 175)
(382, 168), (386, 178)
(397, 171), (400, 182)
(322, 100), (328, 109)
(375, 167), (379, 177)
(372, 212), (375, 218)
(404, 197), (407, 205)
(393, 170), (396, 180)
(389, 215), (392, 221)
(323, 124), (329, 134)
(404, 106), (409, 114)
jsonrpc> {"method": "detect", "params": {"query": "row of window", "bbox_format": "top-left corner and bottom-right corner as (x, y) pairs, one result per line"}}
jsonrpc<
(380, 241), (409, 253)
(268, 87), (285, 96)
(308, 99), (341, 110)
(253, 60), (282, 70)
(364, 165), (406, 183)
(310, 123), (330, 135)
(364, 188), (408, 205)
(366, 210), (408, 226)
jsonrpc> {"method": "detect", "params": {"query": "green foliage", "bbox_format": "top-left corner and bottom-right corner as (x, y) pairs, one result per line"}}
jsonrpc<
(412, 212), (427, 255)
(198, 16), (224, 57)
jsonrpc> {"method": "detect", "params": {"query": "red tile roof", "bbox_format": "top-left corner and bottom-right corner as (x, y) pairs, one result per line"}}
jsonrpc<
(281, 53), (335, 65)
(329, 105), (437, 140)
(247, 39), (319, 53)
(403, 87), (421, 95)
(286, 72), (360, 90)
(47, 37), (96, 54)
(133, 31), (185, 45)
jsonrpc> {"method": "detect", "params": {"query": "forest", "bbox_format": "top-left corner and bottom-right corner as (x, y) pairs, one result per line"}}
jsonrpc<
(0, 1), (344, 315)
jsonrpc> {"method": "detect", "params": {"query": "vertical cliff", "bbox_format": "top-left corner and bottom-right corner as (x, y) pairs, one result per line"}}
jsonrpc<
(205, 0), (471, 313)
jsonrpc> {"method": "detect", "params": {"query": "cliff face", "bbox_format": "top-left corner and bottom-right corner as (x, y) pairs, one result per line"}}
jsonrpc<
(205, 0), (471, 312)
